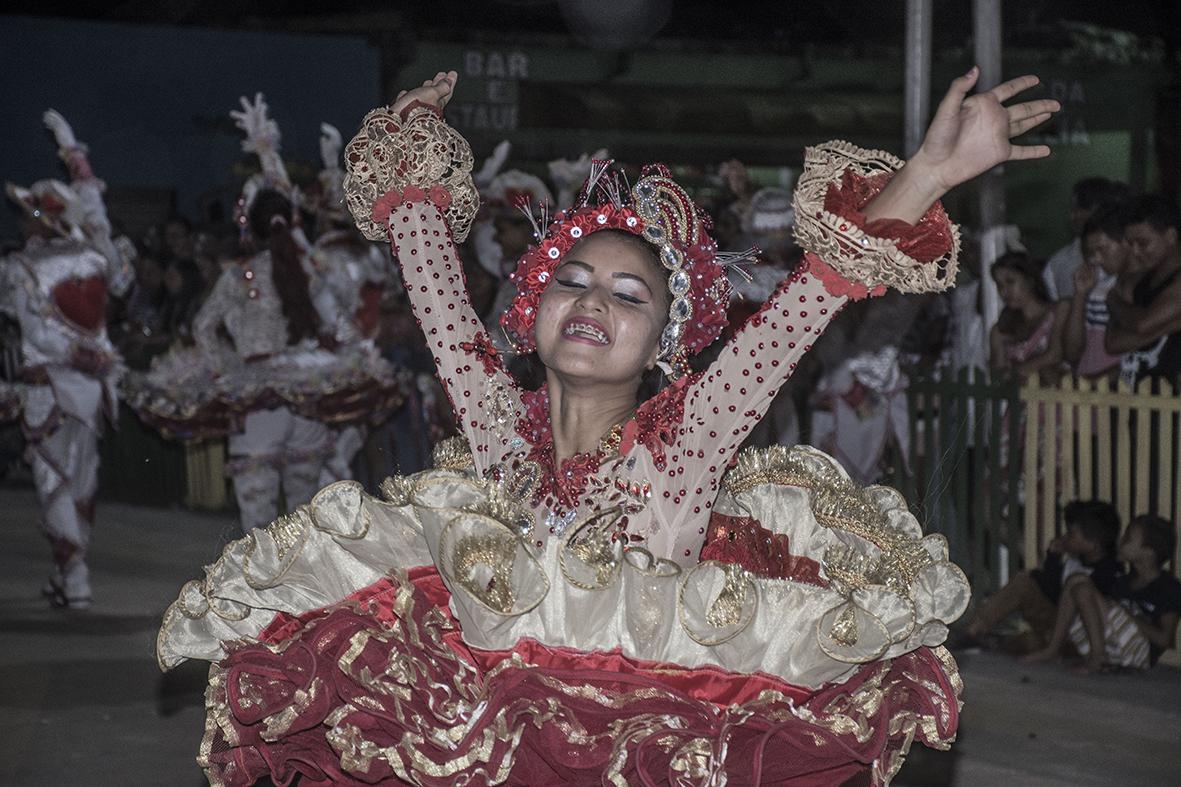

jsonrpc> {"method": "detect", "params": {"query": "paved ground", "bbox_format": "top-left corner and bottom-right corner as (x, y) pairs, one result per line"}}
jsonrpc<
(1, 480), (1179, 786)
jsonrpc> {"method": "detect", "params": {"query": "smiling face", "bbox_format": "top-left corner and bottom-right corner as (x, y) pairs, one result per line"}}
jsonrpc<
(534, 231), (669, 387)
(1125, 222), (1179, 272)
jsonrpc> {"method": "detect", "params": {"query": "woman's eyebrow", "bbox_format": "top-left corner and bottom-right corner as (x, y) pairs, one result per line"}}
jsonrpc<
(612, 272), (654, 296)
(558, 259), (594, 272)
(558, 258), (653, 297)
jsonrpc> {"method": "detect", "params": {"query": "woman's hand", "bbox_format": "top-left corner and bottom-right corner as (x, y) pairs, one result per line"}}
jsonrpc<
(864, 68), (1060, 224)
(913, 68), (1060, 193)
(391, 71), (458, 115)
(43, 109), (79, 151)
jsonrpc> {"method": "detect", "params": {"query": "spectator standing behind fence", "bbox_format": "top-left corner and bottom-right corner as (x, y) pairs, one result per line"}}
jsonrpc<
(1027, 514), (1181, 672)
(1043, 177), (1129, 302)
(990, 251), (1068, 382)
(1061, 203), (1131, 379)
(960, 501), (1121, 653)
(1106, 195), (1181, 386)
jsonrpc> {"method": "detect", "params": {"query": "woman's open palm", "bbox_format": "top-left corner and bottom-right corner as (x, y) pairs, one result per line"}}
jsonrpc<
(918, 68), (1060, 192)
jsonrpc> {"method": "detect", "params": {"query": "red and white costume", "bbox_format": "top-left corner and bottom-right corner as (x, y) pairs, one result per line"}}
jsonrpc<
(159, 105), (969, 785)
(1, 112), (134, 607)
(122, 97), (402, 532)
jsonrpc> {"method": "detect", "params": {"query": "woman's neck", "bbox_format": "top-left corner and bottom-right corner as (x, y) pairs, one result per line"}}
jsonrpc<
(546, 372), (638, 462)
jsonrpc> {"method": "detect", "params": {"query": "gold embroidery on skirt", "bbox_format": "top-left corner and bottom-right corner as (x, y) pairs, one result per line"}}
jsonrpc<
(452, 532), (521, 613)
(705, 562), (749, 628)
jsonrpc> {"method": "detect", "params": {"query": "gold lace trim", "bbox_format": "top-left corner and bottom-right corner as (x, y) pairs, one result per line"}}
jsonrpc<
(720, 446), (963, 654)
(723, 445), (935, 596)
(792, 140), (960, 293)
(343, 104), (479, 243)
(432, 436), (475, 471)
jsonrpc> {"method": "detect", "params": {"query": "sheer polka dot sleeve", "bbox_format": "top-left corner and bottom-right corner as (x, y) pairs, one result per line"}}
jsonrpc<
(649, 262), (846, 563)
(387, 200), (520, 474)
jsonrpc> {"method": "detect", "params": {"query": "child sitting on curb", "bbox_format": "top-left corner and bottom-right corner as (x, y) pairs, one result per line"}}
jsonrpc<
(961, 500), (1121, 652)
(1026, 514), (1181, 671)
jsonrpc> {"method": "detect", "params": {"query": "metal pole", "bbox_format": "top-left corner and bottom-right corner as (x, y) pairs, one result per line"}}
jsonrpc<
(904, 0), (933, 158)
(974, 0), (1005, 350)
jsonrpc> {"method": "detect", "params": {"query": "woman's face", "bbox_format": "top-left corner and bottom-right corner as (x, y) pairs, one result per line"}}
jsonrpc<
(535, 232), (669, 387)
(993, 267), (1036, 309)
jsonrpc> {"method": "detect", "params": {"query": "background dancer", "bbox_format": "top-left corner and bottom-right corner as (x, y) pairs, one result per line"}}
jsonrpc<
(1, 110), (134, 608)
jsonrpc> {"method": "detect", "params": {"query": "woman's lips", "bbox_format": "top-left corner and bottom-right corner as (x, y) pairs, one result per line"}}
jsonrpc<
(561, 317), (611, 346)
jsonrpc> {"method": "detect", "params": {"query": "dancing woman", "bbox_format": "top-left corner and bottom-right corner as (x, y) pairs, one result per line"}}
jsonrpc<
(159, 69), (1058, 785)
(123, 96), (403, 530)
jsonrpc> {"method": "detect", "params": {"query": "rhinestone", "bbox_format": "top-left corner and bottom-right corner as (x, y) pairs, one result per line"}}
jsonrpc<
(669, 270), (691, 296)
(661, 322), (682, 350)
(570, 226), (583, 238)
(539, 271), (550, 282)
(670, 297), (692, 322)
(547, 247), (560, 259)
(626, 216), (638, 227)
(660, 245), (681, 270)
(643, 225), (665, 242)
(596, 214), (607, 224)
(636, 183), (655, 199)
(243, 270), (254, 280)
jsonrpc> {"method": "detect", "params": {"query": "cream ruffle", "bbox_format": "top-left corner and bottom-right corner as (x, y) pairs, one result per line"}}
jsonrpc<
(158, 445), (968, 689)
(343, 104), (480, 243)
(792, 140), (961, 293)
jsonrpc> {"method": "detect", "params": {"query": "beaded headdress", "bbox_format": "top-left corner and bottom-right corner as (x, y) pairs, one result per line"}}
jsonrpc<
(500, 162), (755, 378)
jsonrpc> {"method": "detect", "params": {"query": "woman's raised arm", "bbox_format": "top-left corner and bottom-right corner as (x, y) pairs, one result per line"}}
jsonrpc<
(345, 72), (521, 473)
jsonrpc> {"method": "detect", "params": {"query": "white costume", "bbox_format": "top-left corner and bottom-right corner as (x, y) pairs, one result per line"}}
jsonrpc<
(308, 123), (403, 485)
(1, 111), (134, 607)
(121, 96), (402, 531)
(812, 345), (911, 486)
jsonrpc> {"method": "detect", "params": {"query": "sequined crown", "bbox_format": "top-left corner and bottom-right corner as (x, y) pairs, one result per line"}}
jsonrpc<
(500, 162), (755, 378)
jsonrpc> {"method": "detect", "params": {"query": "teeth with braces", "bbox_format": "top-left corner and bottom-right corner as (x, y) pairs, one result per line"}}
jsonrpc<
(563, 322), (609, 344)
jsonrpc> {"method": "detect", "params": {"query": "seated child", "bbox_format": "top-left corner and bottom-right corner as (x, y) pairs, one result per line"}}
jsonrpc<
(1027, 514), (1181, 671)
(963, 500), (1121, 651)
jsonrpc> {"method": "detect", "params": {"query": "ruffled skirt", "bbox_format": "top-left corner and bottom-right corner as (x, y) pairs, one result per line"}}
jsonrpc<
(202, 570), (960, 787)
(122, 344), (405, 440)
(161, 446), (967, 786)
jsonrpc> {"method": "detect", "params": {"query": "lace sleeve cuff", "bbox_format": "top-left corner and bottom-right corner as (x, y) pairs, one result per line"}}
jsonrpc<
(792, 141), (960, 297)
(343, 103), (479, 243)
